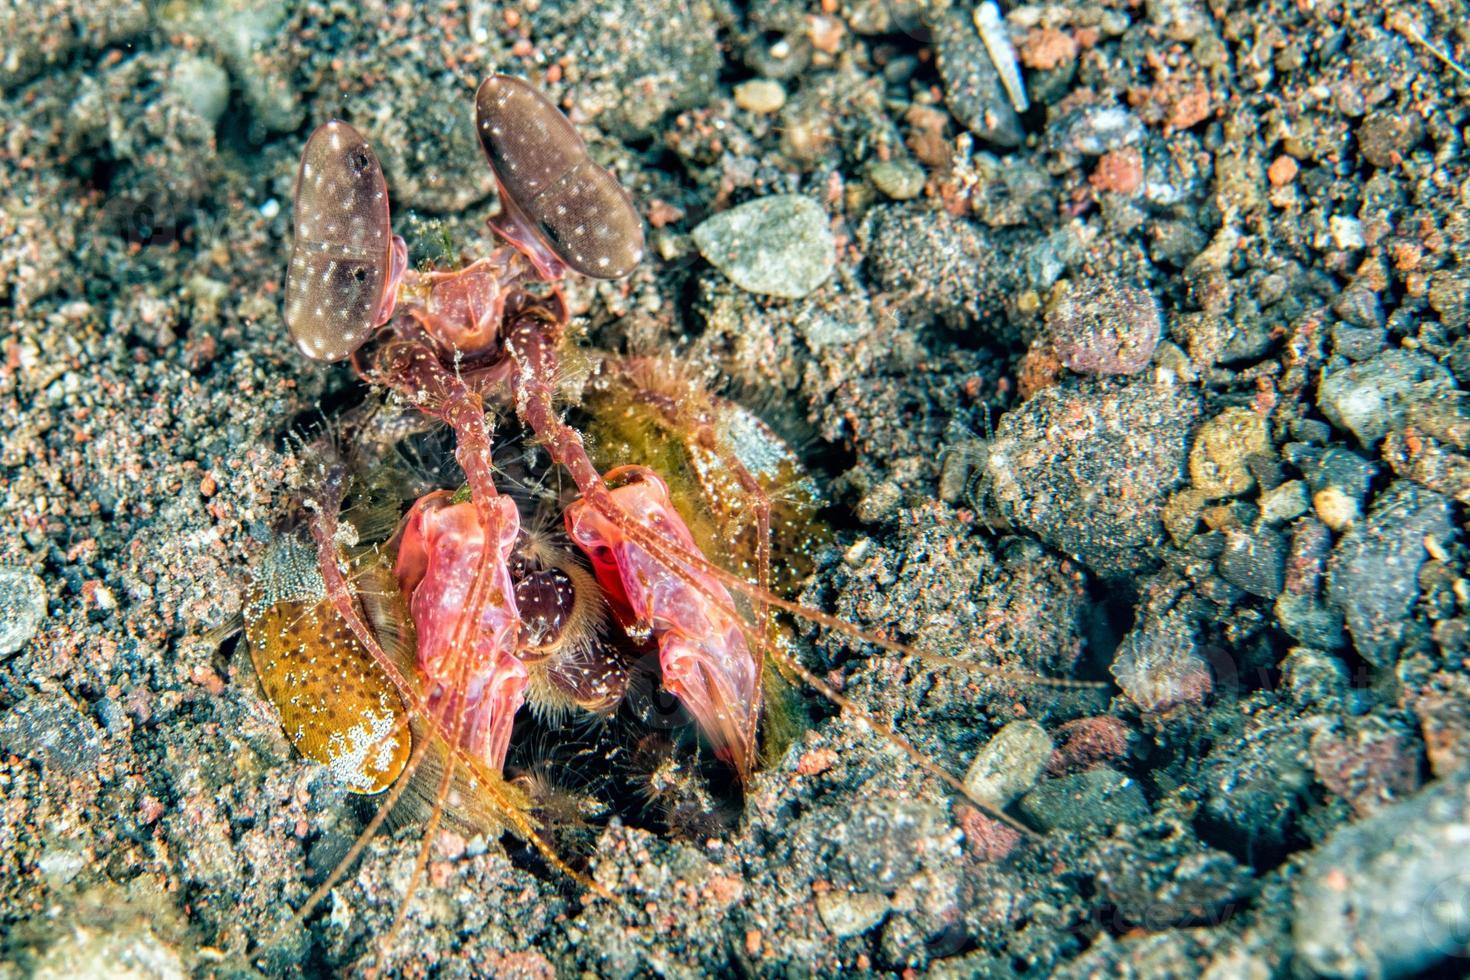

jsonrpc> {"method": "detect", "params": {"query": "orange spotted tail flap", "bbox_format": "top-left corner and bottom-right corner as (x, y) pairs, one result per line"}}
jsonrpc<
(565, 466), (759, 780)
(395, 491), (528, 773)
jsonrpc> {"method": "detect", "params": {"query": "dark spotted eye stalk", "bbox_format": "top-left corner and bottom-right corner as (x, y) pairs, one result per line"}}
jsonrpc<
(475, 75), (644, 280)
(284, 121), (406, 362)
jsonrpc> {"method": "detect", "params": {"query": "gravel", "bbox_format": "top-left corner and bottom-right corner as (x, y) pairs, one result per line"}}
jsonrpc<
(692, 194), (837, 299)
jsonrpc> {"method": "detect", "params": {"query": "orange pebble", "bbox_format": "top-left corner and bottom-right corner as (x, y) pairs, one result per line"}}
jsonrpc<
(1268, 155), (1299, 186)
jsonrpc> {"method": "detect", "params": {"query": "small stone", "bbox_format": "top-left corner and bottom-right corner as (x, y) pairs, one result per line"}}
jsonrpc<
(1279, 648), (1349, 708)
(854, 480), (902, 524)
(1294, 768), (1470, 977)
(733, 78), (786, 114)
(983, 378), (1201, 579)
(963, 720), (1054, 809)
(935, 10), (1024, 147)
(1111, 608), (1212, 713)
(1048, 105), (1145, 156)
(1266, 155), (1298, 186)
(1317, 348), (1454, 447)
(1044, 276), (1162, 376)
(1275, 593), (1346, 649)
(692, 195), (836, 299)
(0, 567), (46, 656)
(1326, 481), (1455, 665)
(868, 159), (926, 200)
(1357, 110), (1424, 169)
(1200, 715), (1313, 853)
(1017, 768), (1150, 833)
(1331, 322), (1386, 361)
(1312, 487), (1360, 531)
(816, 890), (891, 938)
(1189, 407), (1270, 499)
(1217, 529), (1286, 598)
(169, 55), (231, 127)
(1328, 215), (1365, 251)
(1259, 480), (1309, 525)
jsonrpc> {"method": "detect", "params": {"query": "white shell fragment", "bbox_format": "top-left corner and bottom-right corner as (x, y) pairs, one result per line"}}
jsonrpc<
(974, 2), (1029, 114)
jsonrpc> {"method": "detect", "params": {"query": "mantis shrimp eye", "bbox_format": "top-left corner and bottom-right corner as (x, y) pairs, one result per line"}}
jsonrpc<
(475, 75), (644, 280)
(284, 121), (399, 362)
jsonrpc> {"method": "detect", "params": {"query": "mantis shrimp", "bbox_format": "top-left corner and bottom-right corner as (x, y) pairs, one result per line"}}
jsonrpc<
(246, 74), (1085, 959)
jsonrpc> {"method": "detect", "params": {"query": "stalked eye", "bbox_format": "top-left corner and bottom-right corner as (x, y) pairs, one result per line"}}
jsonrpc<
(475, 75), (644, 280)
(284, 121), (394, 362)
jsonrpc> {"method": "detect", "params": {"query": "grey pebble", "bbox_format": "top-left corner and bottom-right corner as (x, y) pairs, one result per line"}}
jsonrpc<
(1326, 480), (1454, 666)
(934, 10), (1023, 147)
(1217, 528), (1287, 598)
(692, 195), (835, 299)
(963, 720), (1053, 809)
(1017, 768), (1150, 833)
(983, 377), (1200, 579)
(1294, 768), (1470, 977)
(1317, 348), (1454, 446)
(0, 567), (46, 656)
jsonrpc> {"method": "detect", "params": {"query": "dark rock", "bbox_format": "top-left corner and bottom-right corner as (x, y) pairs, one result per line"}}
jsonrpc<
(1331, 322), (1387, 361)
(0, 691), (104, 780)
(1279, 648), (1350, 709)
(1326, 481), (1455, 666)
(1200, 712), (1313, 857)
(1294, 768), (1470, 977)
(983, 377), (1201, 578)
(867, 205), (1030, 338)
(1274, 593), (1346, 650)
(1218, 529), (1286, 598)
(934, 11), (1023, 147)
(1087, 823), (1253, 929)
(1017, 768), (1150, 833)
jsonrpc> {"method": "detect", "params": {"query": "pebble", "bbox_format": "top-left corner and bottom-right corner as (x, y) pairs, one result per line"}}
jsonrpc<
(868, 159), (926, 200)
(1189, 407), (1270, 499)
(1279, 648), (1350, 709)
(983, 377), (1200, 579)
(1326, 480), (1454, 666)
(1217, 528), (1286, 598)
(1275, 593), (1346, 650)
(1331, 322), (1386, 361)
(1047, 105), (1145, 157)
(963, 720), (1054, 809)
(935, 9), (1024, 147)
(733, 78), (786, 114)
(1294, 767), (1470, 977)
(1200, 714), (1313, 855)
(1016, 768), (1150, 833)
(1258, 479), (1309, 525)
(1044, 276), (1162, 376)
(168, 55), (231, 127)
(1110, 608), (1213, 713)
(816, 890), (890, 939)
(0, 566), (46, 656)
(1317, 348), (1454, 447)
(692, 195), (836, 299)
(1357, 110), (1424, 169)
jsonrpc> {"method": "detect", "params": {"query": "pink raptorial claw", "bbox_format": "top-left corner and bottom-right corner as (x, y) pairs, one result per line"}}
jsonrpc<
(395, 491), (527, 773)
(374, 234), (409, 327)
(565, 467), (759, 779)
